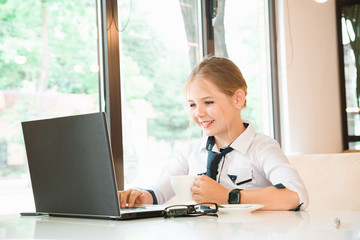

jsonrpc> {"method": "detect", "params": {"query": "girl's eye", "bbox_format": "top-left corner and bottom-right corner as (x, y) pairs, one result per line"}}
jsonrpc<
(205, 101), (214, 105)
(189, 103), (196, 108)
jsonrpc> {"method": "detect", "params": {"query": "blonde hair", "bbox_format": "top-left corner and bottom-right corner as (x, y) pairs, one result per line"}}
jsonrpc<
(184, 56), (248, 107)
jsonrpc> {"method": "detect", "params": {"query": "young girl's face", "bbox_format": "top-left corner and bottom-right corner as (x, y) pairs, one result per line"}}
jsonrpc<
(187, 78), (243, 143)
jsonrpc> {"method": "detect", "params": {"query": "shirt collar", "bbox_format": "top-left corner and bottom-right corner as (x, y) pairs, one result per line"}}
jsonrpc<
(230, 120), (256, 154)
(200, 120), (256, 154)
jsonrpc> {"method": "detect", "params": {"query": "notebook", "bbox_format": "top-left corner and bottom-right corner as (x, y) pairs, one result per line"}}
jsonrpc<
(21, 112), (164, 220)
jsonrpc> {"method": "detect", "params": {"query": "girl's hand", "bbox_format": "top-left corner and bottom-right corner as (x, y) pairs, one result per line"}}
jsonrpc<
(118, 189), (153, 208)
(191, 175), (230, 204)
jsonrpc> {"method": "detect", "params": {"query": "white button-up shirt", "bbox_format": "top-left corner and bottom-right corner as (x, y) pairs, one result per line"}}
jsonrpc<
(150, 121), (309, 210)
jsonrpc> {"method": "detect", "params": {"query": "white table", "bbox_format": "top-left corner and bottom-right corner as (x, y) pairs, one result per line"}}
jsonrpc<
(1, 211), (360, 240)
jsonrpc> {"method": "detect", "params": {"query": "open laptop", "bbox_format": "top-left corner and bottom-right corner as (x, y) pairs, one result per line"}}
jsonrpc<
(21, 112), (164, 220)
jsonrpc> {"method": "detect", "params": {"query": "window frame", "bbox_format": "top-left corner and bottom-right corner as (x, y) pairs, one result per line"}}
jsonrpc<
(99, 0), (124, 190)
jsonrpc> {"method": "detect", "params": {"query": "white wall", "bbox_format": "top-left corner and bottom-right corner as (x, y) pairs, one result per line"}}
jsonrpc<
(277, 0), (343, 154)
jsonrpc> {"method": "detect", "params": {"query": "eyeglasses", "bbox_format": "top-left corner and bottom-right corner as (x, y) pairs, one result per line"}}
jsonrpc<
(163, 202), (218, 218)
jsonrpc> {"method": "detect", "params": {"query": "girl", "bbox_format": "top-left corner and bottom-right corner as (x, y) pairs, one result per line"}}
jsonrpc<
(119, 56), (308, 211)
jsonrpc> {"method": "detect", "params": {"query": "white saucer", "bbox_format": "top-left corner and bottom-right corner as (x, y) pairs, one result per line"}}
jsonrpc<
(218, 204), (264, 214)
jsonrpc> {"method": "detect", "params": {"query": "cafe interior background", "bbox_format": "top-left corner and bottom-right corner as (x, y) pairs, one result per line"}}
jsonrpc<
(0, 0), (358, 214)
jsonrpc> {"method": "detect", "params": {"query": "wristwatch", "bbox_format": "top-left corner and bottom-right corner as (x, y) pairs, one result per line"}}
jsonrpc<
(228, 189), (242, 204)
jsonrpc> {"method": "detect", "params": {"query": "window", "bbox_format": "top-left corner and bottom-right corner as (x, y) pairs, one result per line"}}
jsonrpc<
(117, 0), (275, 188)
(117, 0), (202, 187)
(219, 0), (273, 135)
(0, 0), (101, 214)
(336, 0), (360, 150)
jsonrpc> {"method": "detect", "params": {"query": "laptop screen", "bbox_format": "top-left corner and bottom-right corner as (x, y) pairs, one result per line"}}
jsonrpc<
(22, 112), (121, 218)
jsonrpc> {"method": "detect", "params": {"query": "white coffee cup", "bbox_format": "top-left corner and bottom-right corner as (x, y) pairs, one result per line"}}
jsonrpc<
(170, 175), (196, 203)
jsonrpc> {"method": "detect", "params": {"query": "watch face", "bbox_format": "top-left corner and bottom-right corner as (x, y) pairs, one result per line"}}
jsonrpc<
(228, 191), (240, 204)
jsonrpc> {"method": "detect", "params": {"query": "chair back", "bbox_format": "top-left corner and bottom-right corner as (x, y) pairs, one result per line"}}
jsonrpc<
(288, 153), (360, 211)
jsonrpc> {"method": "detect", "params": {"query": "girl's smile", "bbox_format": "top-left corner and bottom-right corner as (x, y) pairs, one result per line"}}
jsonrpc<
(200, 120), (214, 128)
